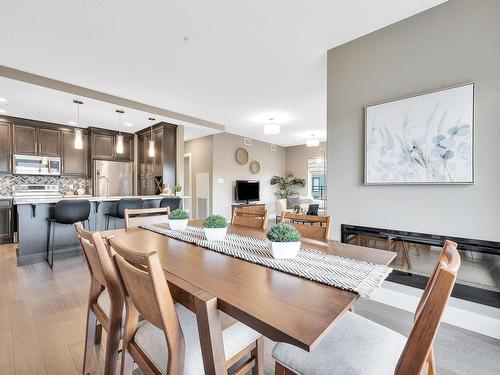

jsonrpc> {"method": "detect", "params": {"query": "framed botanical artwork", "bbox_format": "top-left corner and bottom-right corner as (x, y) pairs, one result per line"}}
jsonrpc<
(365, 83), (474, 185)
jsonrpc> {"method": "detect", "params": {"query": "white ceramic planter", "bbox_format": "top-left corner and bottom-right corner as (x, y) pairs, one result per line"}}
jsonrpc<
(168, 219), (188, 231)
(175, 191), (183, 197)
(204, 227), (227, 241)
(268, 241), (300, 259)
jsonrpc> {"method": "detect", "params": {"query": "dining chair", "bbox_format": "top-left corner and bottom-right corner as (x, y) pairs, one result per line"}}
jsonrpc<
(232, 207), (268, 229)
(124, 207), (170, 230)
(75, 222), (124, 375)
(280, 212), (331, 240)
(111, 240), (263, 375)
(273, 240), (461, 375)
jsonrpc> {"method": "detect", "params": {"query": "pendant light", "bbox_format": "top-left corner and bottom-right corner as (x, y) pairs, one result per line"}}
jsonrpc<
(115, 109), (124, 154)
(263, 118), (280, 135)
(73, 100), (84, 149)
(148, 117), (156, 157)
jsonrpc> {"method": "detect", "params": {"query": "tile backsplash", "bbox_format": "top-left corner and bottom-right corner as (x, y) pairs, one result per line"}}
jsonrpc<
(0, 175), (90, 196)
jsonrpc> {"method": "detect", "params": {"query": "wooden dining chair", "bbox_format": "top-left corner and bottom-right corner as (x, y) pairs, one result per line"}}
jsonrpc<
(273, 240), (461, 375)
(280, 212), (331, 240)
(124, 207), (170, 230)
(232, 207), (268, 229)
(75, 222), (124, 375)
(111, 240), (264, 375)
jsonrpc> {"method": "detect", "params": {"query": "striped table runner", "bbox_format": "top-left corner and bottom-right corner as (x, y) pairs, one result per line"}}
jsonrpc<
(141, 224), (392, 298)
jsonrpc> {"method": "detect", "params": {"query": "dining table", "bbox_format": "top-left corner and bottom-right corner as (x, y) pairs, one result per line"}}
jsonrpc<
(102, 220), (396, 374)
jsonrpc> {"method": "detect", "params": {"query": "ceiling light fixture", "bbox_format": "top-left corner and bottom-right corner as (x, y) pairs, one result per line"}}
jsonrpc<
(0, 97), (6, 103)
(263, 118), (280, 135)
(148, 117), (156, 157)
(0, 109), (6, 114)
(67, 121), (77, 126)
(73, 100), (84, 149)
(115, 109), (125, 154)
(124, 122), (133, 127)
(306, 135), (320, 147)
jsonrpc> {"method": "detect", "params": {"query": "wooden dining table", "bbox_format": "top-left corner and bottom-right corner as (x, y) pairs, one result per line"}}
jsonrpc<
(103, 221), (395, 374)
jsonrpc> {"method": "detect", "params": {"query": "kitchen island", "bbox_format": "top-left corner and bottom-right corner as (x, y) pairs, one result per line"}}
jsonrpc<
(14, 195), (184, 265)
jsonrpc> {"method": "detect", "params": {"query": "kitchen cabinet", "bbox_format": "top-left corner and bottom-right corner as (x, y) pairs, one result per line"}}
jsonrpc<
(136, 122), (177, 195)
(0, 123), (11, 174)
(0, 200), (13, 244)
(92, 132), (115, 160)
(12, 124), (61, 157)
(90, 128), (134, 162)
(13, 125), (38, 155)
(61, 130), (88, 176)
(38, 128), (61, 157)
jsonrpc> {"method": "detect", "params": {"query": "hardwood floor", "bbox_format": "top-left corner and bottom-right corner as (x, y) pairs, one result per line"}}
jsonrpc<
(0, 243), (499, 375)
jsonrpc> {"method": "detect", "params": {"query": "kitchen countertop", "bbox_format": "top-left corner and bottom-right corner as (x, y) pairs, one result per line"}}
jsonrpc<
(13, 195), (191, 205)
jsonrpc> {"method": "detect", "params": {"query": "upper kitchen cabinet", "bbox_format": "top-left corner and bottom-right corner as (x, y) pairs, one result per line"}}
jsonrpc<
(12, 124), (61, 157)
(61, 129), (88, 177)
(90, 127), (134, 162)
(0, 122), (11, 174)
(38, 128), (61, 157)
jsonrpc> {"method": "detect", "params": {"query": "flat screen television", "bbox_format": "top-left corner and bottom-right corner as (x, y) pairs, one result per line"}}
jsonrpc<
(235, 180), (260, 203)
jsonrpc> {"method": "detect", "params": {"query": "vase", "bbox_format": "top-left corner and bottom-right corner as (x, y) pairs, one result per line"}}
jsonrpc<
(268, 240), (300, 259)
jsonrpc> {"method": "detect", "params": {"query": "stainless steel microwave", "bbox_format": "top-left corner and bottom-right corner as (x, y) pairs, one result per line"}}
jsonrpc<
(13, 154), (61, 176)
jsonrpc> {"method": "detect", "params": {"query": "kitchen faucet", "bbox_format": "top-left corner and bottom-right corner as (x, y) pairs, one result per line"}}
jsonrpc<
(98, 175), (110, 198)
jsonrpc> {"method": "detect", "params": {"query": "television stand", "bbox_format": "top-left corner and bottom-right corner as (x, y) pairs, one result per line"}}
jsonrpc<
(231, 202), (265, 218)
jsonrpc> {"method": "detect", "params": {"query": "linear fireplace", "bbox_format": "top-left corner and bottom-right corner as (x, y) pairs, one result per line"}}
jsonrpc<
(341, 224), (500, 308)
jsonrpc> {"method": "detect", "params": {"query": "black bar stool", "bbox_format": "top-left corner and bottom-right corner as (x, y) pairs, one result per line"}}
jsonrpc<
(105, 198), (143, 230)
(159, 197), (181, 211)
(46, 199), (91, 268)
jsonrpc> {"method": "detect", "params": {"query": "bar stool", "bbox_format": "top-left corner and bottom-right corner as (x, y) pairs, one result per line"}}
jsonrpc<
(159, 196), (181, 211)
(46, 199), (91, 268)
(105, 198), (143, 230)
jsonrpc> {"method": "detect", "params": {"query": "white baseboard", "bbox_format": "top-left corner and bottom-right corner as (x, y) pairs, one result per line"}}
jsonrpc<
(370, 281), (500, 340)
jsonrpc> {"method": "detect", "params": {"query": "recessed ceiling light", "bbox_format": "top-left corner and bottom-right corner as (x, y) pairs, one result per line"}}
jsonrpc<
(124, 122), (133, 126)
(0, 109), (7, 114)
(0, 97), (6, 103)
(67, 121), (77, 125)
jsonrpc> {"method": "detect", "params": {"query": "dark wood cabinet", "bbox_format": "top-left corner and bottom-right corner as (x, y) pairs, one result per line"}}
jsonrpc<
(136, 123), (177, 195)
(12, 124), (61, 157)
(13, 125), (38, 155)
(90, 128), (134, 162)
(0, 123), (11, 174)
(92, 132), (115, 160)
(38, 128), (61, 157)
(61, 130), (88, 176)
(0, 200), (13, 244)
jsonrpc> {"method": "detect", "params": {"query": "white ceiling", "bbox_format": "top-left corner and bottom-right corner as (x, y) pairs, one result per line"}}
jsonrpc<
(0, 0), (445, 146)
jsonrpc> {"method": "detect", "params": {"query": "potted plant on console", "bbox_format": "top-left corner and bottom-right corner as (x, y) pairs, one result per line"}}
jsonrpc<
(203, 215), (228, 241)
(267, 223), (301, 259)
(168, 209), (189, 231)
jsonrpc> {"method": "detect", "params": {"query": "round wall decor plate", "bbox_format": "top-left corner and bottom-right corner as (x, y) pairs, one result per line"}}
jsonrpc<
(235, 147), (249, 165)
(250, 160), (261, 174)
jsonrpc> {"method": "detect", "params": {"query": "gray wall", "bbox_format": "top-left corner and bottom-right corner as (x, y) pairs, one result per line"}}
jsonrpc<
(212, 133), (286, 219)
(184, 136), (213, 218)
(327, 0), (500, 241)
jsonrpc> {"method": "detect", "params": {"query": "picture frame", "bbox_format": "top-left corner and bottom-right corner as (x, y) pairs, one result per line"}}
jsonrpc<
(364, 83), (475, 185)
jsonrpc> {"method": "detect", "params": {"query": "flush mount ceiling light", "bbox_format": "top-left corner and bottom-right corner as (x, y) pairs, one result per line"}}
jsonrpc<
(263, 118), (280, 135)
(148, 117), (156, 157)
(115, 109), (125, 154)
(0, 97), (6, 103)
(0, 109), (6, 114)
(73, 100), (84, 149)
(124, 122), (133, 127)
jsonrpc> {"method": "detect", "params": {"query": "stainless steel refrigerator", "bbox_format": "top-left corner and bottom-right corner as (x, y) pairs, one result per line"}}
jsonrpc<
(93, 160), (133, 197)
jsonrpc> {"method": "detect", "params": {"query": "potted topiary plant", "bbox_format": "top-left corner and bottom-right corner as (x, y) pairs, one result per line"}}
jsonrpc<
(203, 215), (228, 241)
(175, 184), (183, 197)
(168, 209), (189, 231)
(266, 223), (301, 259)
